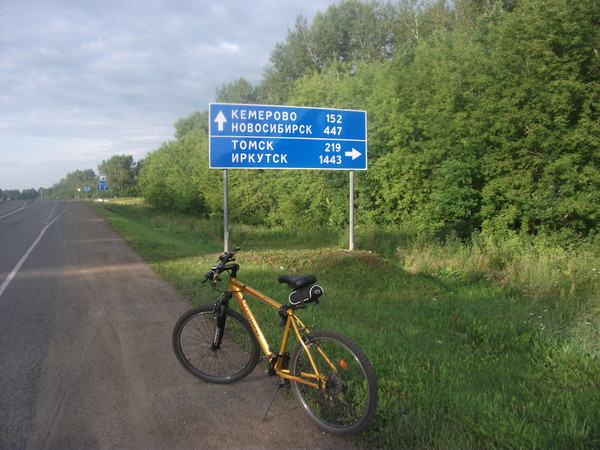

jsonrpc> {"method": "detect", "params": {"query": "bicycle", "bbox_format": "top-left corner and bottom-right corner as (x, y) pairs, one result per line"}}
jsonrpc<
(172, 248), (378, 436)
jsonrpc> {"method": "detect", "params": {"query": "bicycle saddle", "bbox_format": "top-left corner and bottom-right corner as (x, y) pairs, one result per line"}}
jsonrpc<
(278, 275), (317, 290)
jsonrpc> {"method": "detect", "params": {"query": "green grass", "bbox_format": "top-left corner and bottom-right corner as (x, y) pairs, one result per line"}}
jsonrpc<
(89, 199), (600, 448)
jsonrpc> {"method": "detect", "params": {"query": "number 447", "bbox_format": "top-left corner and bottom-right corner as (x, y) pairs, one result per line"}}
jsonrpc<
(324, 126), (342, 135)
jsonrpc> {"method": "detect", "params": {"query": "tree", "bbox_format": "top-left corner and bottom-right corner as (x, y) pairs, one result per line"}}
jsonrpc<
(139, 113), (218, 215)
(475, 0), (599, 236)
(174, 110), (208, 140)
(260, 1), (403, 103)
(453, 0), (515, 26)
(50, 169), (96, 198)
(97, 155), (140, 197)
(21, 188), (38, 200)
(364, 0), (599, 237)
(216, 78), (257, 104)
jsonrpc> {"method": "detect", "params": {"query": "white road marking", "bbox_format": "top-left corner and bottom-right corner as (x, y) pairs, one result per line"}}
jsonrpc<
(0, 202), (71, 299)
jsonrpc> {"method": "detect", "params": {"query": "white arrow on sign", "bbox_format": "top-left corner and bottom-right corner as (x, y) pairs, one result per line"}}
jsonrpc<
(345, 148), (362, 160)
(214, 111), (227, 131)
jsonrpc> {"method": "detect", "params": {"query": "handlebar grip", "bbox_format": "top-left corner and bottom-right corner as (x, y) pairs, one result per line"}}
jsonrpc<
(207, 249), (241, 284)
(218, 247), (241, 264)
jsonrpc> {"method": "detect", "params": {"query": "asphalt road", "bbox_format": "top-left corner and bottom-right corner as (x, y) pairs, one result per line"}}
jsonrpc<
(0, 200), (352, 449)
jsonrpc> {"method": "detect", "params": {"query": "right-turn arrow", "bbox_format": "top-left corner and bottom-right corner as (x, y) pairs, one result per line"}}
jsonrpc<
(345, 148), (361, 160)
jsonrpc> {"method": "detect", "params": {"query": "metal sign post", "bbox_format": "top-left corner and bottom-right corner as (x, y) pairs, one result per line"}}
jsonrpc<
(349, 170), (355, 251)
(223, 169), (229, 253)
(209, 103), (367, 252)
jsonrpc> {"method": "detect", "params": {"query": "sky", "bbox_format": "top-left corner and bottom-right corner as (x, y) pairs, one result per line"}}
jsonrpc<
(0, 0), (337, 191)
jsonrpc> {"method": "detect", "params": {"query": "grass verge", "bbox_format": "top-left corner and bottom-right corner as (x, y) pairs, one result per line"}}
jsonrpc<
(89, 199), (599, 448)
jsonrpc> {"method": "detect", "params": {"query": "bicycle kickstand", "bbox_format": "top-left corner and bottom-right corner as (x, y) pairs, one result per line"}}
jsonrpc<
(263, 378), (288, 422)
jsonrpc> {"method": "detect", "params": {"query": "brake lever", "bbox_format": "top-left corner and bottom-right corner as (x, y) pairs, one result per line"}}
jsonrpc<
(203, 271), (217, 284)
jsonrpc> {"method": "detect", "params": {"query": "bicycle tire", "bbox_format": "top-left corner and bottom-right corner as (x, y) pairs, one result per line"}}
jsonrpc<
(289, 329), (378, 436)
(172, 305), (260, 384)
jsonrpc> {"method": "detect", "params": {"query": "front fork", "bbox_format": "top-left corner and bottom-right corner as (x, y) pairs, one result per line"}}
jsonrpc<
(211, 292), (232, 350)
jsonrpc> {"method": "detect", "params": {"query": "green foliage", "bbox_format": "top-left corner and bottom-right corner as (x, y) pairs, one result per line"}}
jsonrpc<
(261, 0), (405, 102)
(138, 128), (218, 215)
(261, 170), (350, 229)
(97, 154), (141, 197)
(474, 0), (600, 236)
(360, 0), (598, 238)
(216, 78), (258, 104)
(173, 110), (208, 140)
(0, 188), (40, 200)
(49, 169), (96, 199)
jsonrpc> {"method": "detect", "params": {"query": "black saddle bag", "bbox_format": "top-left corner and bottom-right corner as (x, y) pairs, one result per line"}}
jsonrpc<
(288, 285), (324, 306)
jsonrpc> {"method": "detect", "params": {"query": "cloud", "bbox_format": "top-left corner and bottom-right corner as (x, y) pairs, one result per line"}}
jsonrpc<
(0, 0), (335, 190)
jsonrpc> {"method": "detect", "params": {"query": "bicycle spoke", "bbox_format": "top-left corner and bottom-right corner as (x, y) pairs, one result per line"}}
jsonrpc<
(173, 306), (260, 383)
(290, 330), (378, 435)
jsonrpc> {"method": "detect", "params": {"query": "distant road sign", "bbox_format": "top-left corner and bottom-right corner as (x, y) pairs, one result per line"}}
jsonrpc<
(96, 184), (110, 191)
(83, 187), (91, 192)
(209, 103), (367, 170)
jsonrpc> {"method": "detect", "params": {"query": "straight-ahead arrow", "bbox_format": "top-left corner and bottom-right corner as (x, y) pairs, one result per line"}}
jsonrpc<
(345, 148), (361, 160)
(214, 111), (227, 131)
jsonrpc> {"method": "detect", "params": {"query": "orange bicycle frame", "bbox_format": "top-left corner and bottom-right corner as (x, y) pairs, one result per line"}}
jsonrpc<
(225, 276), (326, 388)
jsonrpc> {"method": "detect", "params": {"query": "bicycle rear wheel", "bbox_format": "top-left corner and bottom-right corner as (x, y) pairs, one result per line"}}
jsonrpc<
(289, 329), (378, 436)
(172, 305), (260, 383)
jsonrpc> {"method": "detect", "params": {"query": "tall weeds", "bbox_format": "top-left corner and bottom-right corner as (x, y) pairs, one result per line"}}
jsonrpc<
(399, 231), (600, 357)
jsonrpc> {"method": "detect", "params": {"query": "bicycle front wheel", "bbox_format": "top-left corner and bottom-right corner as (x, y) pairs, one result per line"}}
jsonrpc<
(289, 329), (378, 436)
(172, 305), (260, 384)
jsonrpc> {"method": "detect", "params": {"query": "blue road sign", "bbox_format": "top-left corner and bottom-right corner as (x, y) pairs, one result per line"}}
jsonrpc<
(209, 103), (367, 170)
(83, 187), (91, 192)
(96, 184), (110, 191)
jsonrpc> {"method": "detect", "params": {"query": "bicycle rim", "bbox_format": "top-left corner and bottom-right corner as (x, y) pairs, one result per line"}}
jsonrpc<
(173, 305), (259, 383)
(290, 329), (378, 435)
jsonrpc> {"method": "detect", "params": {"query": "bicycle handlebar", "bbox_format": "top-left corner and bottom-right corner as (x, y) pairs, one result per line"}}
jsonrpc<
(204, 247), (241, 284)
(218, 247), (240, 264)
